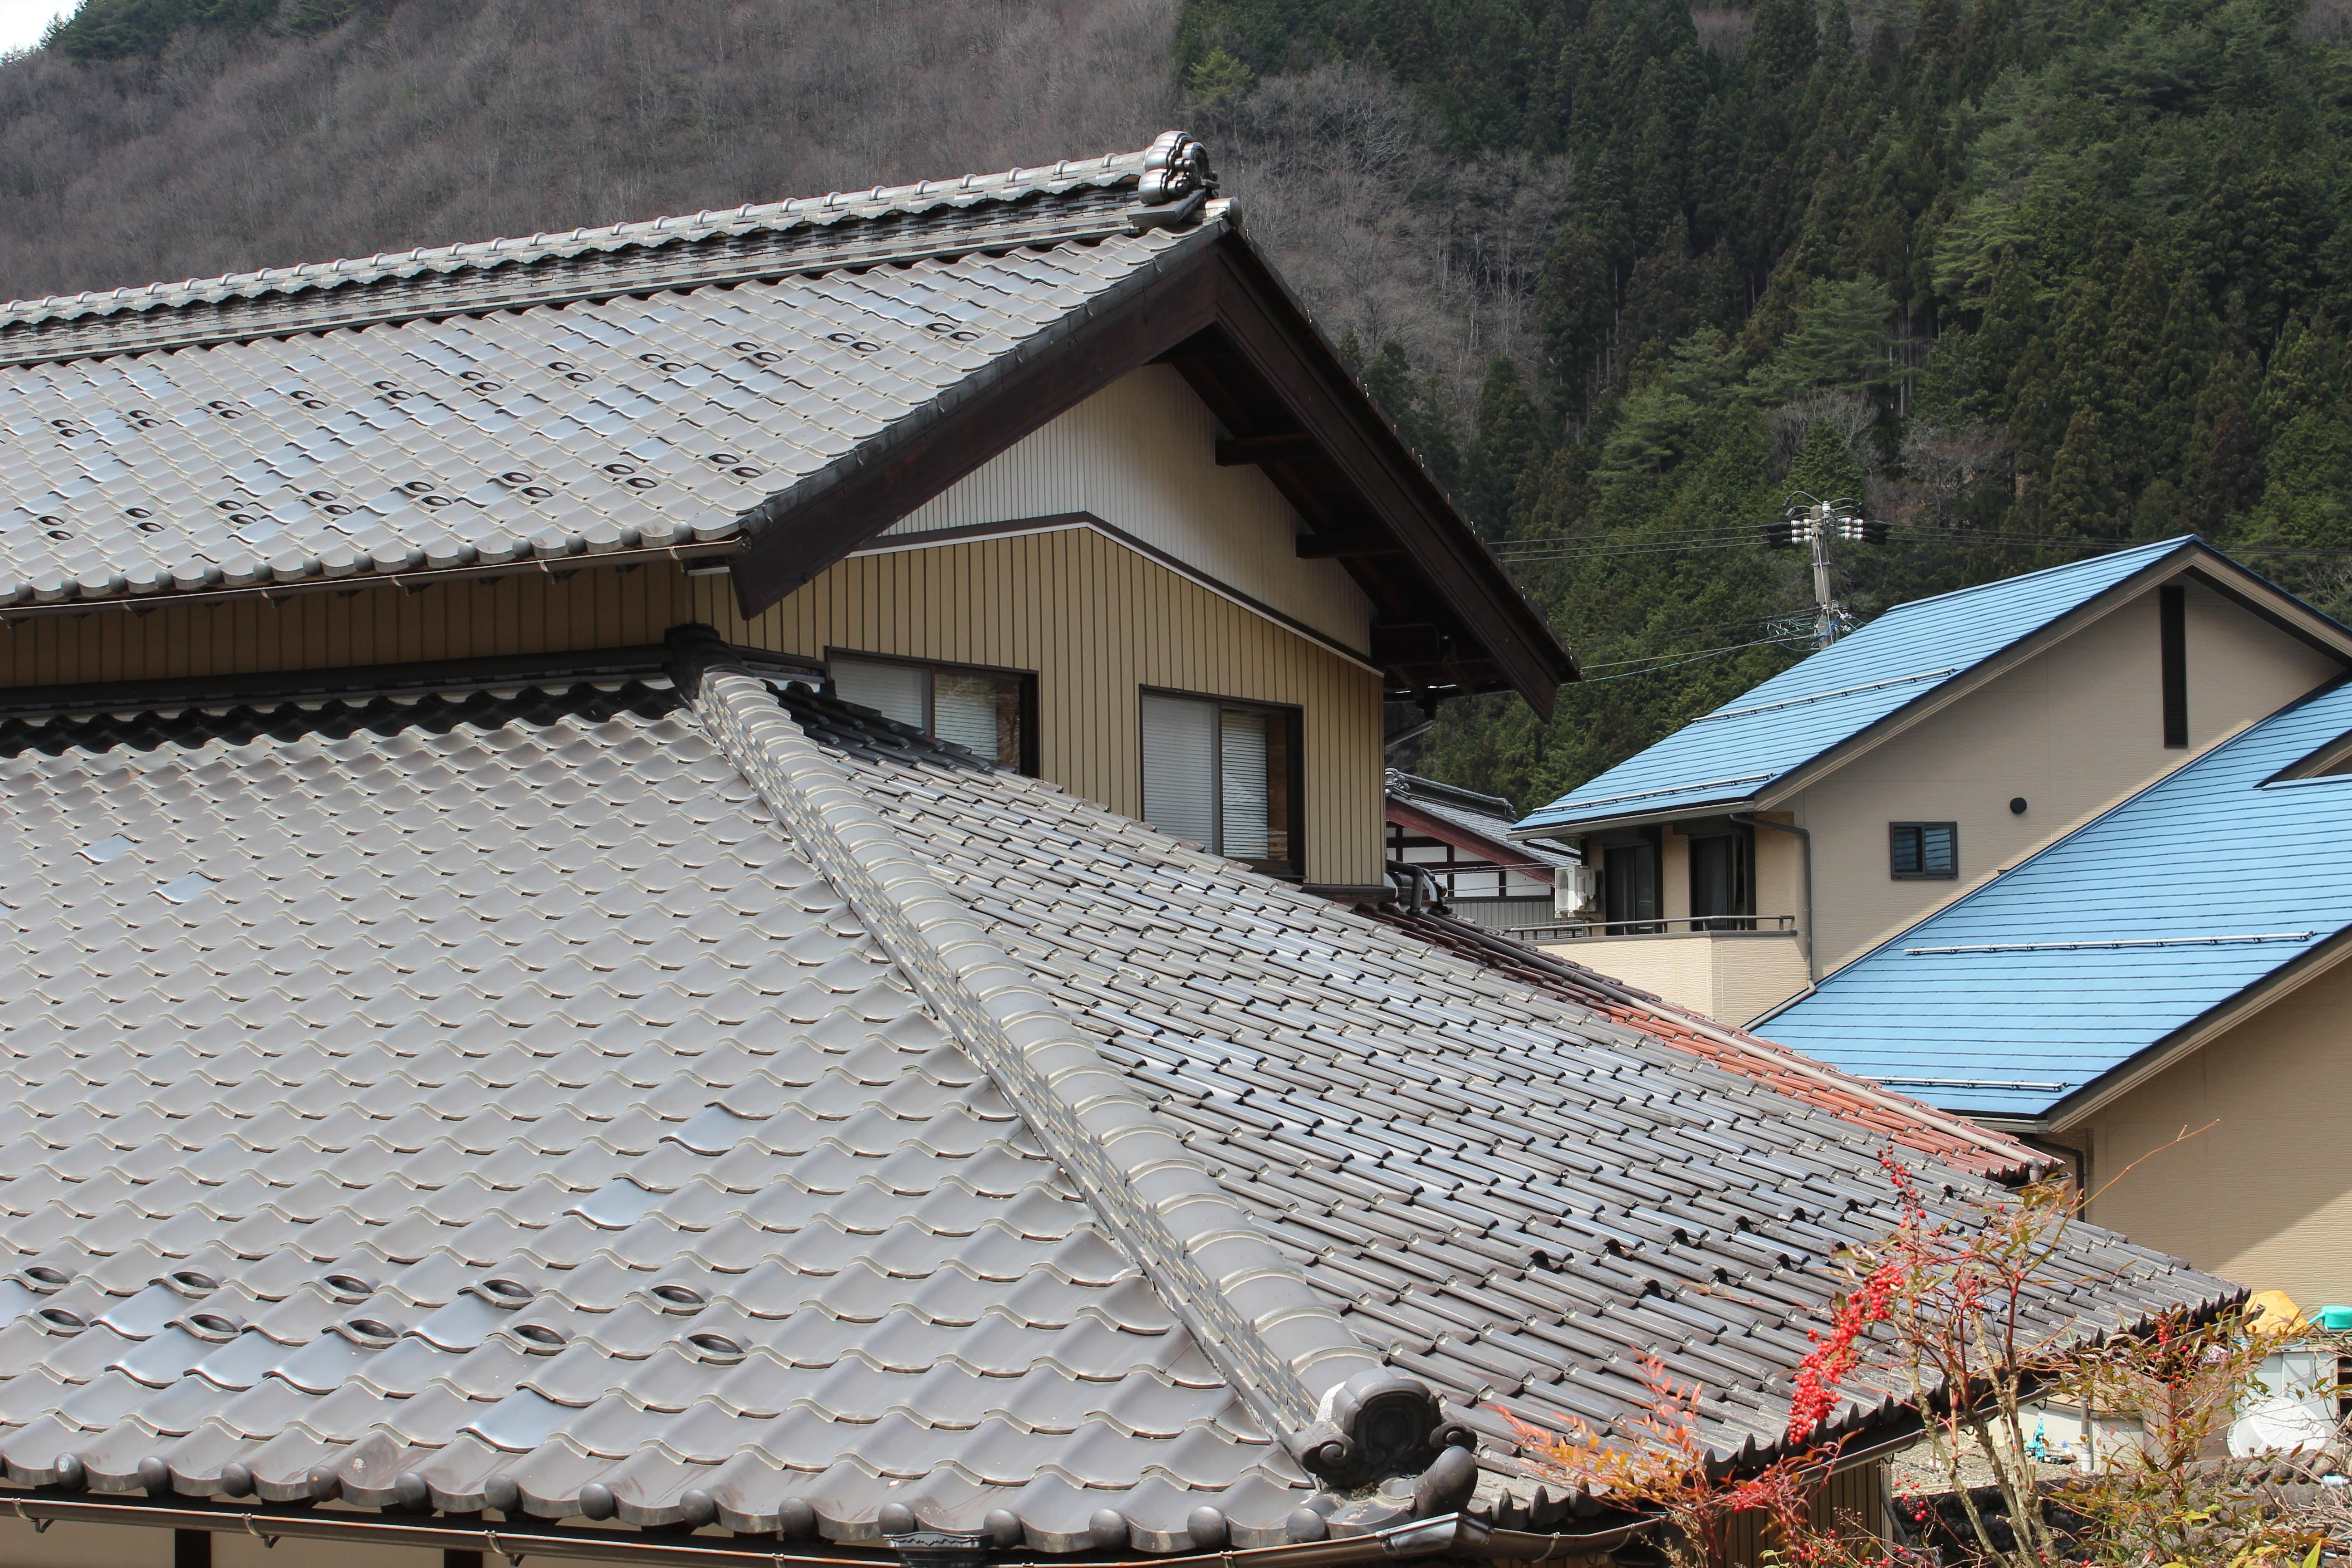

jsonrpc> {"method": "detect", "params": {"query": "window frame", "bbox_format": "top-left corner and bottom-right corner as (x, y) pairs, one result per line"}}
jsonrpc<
(1137, 685), (1306, 879)
(1889, 821), (1959, 881)
(1683, 819), (1755, 930)
(1594, 826), (1662, 934)
(823, 647), (1040, 775)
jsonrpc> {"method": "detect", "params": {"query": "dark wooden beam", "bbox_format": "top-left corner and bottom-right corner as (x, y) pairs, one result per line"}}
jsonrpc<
(721, 224), (1575, 714)
(1199, 240), (1575, 715)
(1371, 622), (1450, 666)
(1296, 529), (1404, 559)
(1216, 432), (1317, 466)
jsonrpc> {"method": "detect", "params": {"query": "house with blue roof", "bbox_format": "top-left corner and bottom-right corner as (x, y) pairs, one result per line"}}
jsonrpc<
(1512, 537), (2352, 1027)
(1762, 671), (2352, 1309)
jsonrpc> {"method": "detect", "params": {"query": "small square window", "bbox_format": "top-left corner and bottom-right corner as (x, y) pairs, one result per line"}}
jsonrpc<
(1890, 822), (1957, 880)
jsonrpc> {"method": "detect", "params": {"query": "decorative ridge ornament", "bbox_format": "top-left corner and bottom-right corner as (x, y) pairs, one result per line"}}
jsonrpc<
(1127, 130), (1217, 232)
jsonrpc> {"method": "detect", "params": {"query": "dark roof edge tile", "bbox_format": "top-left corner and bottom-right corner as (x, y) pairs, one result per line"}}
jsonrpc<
(669, 631), (1433, 1485)
(0, 640), (820, 724)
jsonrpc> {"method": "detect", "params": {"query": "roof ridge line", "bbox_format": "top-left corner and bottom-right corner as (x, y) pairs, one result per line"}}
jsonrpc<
(669, 632), (1444, 1489)
(0, 144), (1163, 329)
(1879, 535), (2195, 617)
(0, 208), (1147, 369)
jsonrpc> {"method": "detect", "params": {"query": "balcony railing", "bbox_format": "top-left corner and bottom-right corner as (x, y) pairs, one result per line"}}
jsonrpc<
(1511, 914), (1800, 941)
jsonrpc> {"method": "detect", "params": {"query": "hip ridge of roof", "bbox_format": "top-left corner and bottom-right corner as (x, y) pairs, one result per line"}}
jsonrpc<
(669, 632), (1440, 1490)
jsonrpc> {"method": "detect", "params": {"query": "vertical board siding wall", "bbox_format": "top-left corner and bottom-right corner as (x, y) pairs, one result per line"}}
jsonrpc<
(0, 532), (1387, 887)
(0, 566), (696, 688)
(705, 526), (1387, 888)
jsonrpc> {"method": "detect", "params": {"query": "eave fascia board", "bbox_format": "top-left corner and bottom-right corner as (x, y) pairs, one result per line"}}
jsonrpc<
(1386, 798), (1558, 872)
(2046, 920), (2352, 1132)
(728, 224), (1227, 615)
(723, 217), (1576, 719)
(2178, 548), (2352, 664)
(1198, 234), (1577, 715)
(1509, 797), (1764, 842)
(1967, 1112), (2056, 1135)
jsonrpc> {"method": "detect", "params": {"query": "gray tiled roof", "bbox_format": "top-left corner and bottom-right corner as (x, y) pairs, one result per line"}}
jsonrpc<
(0, 142), (1212, 610)
(1385, 772), (1573, 868)
(0, 643), (2230, 1552)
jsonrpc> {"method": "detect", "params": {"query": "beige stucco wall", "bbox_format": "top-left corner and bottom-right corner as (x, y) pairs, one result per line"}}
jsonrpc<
(2073, 957), (2352, 1310)
(1793, 579), (2343, 974)
(1538, 930), (1808, 1025)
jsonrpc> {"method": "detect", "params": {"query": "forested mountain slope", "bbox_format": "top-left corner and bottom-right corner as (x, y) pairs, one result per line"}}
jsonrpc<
(0, 0), (1177, 298)
(1182, 0), (2352, 807)
(7, 0), (2352, 812)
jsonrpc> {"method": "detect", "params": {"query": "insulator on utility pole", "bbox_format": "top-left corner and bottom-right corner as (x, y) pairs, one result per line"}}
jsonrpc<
(1771, 492), (1891, 648)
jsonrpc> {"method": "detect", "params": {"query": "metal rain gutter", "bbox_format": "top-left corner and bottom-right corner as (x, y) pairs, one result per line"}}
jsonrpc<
(0, 1498), (1645, 1568)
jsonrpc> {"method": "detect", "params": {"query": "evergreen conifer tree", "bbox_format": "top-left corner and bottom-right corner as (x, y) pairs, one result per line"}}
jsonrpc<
(1785, 419), (1868, 503)
(2043, 408), (2119, 539)
(1467, 358), (1547, 539)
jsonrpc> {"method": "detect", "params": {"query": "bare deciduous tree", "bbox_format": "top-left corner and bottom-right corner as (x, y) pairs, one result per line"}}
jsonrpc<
(0, 0), (1178, 300)
(1205, 62), (1567, 423)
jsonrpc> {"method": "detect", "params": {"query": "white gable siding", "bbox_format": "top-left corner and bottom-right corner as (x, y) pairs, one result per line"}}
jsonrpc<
(883, 365), (1375, 650)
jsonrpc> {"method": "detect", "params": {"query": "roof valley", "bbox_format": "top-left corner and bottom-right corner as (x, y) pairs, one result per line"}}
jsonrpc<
(668, 633), (1404, 1480)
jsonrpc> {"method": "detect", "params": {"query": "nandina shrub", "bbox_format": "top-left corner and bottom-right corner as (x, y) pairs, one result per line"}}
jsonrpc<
(1506, 1150), (2332, 1568)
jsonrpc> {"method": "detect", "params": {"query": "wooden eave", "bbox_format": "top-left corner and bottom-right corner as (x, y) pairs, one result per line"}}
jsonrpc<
(725, 222), (1576, 718)
(1385, 797), (1557, 874)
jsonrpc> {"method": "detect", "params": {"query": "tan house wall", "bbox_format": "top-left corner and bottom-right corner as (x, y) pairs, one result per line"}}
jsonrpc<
(1538, 928), (1809, 1026)
(0, 529), (1387, 887)
(2074, 956), (2352, 1310)
(1792, 579), (2342, 974)
(712, 525), (1387, 887)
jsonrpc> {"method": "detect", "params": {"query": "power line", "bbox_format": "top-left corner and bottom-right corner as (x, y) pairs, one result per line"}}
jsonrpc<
(1576, 632), (1813, 682)
(1580, 631), (1815, 670)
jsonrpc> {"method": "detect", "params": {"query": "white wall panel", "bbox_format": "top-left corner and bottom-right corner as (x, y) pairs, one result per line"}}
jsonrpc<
(885, 366), (1375, 649)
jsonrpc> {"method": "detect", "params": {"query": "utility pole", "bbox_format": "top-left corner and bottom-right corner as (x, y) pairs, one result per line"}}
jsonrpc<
(1762, 492), (1889, 648)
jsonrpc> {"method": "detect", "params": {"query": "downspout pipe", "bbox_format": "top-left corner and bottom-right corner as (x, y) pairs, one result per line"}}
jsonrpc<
(1731, 814), (1813, 985)
(1385, 861), (1443, 916)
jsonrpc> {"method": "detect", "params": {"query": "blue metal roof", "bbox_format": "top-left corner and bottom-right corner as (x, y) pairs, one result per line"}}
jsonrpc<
(1516, 538), (2197, 833)
(1763, 676), (2352, 1119)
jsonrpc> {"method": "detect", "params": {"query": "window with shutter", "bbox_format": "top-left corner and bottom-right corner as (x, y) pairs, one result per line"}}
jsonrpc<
(1141, 694), (1218, 851)
(1220, 710), (1270, 861)
(1139, 691), (1302, 875)
(830, 658), (926, 730)
(826, 653), (1034, 771)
